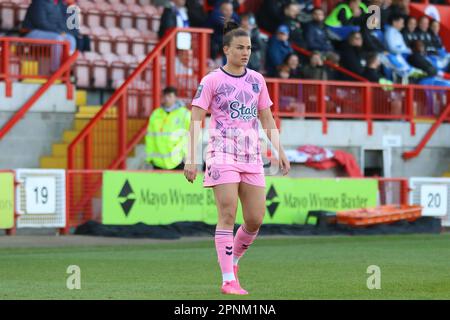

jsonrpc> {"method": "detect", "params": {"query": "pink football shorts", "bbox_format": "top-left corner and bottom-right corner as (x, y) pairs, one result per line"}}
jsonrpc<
(203, 164), (265, 188)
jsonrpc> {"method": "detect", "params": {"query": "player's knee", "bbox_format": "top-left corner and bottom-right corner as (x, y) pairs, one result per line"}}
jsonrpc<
(218, 203), (237, 225)
(244, 217), (263, 232)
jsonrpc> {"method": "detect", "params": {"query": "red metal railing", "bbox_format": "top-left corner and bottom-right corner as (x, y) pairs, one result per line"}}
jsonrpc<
(0, 37), (74, 98)
(266, 78), (450, 135)
(403, 103), (450, 160)
(0, 50), (78, 141)
(65, 170), (410, 229)
(67, 27), (213, 171)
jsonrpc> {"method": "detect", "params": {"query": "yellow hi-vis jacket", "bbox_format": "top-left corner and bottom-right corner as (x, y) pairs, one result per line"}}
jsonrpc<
(145, 104), (191, 169)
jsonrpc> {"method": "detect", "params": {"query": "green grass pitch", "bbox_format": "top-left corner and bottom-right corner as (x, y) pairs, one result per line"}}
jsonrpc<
(0, 234), (449, 299)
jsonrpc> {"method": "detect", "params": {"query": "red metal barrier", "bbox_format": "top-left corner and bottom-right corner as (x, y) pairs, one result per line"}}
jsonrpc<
(65, 170), (410, 229)
(67, 28), (213, 171)
(0, 49), (79, 141)
(266, 78), (450, 135)
(0, 37), (74, 98)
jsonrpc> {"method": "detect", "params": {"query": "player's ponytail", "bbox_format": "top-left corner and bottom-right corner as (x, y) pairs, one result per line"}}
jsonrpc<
(223, 20), (249, 47)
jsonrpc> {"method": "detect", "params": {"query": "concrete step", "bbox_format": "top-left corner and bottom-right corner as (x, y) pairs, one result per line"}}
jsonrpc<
(76, 106), (117, 119)
(75, 90), (87, 107)
(126, 143), (147, 169)
(62, 130), (80, 143)
(40, 156), (67, 169)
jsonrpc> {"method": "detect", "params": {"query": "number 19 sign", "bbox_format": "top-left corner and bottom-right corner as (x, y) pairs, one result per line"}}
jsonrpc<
(25, 177), (57, 214)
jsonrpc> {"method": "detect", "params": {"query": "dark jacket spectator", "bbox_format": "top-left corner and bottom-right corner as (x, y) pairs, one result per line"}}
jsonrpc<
(387, 0), (410, 21)
(255, 0), (286, 33)
(407, 40), (438, 77)
(300, 52), (328, 80)
(338, 32), (366, 80)
(207, 0), (240, 58)
(402, 16), (418, 49)
(304, 8), (334, 53)
(59, 0), (91, 52)
(158, 0), (190, 39)
(240, 13), (264, 71)
(282, 2), (306, 48)
(414, 16), (436, 55)
(23, 0), (67, 34)
(362, 52), (383, 82)
(186, 0), (207, 27)
(429, 19), (445, 55)
(360, 12), (386, 54)
(207, 0), (243, 12)
(265, 25), (294, 77)
(284, 53), (302, 78)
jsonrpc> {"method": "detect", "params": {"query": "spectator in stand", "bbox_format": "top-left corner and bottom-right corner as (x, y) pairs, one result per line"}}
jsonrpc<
(281, 2), (306, 48)
(415, 16), (450, 71)
(429, 19), (445, 56)
(402, 16), (418, 49)
(429, 19), (450, 65)
(207, 0), (244, 12)
(380, 0), (393, 30)
(338, 31), (367, 80)
(407, 40), (450, 116)
(300, 51), (328, 80)
(385, 14), (411, 55)
(415, 16), (435, 55)
(186, 0), (208, 27)
(360, 9), (387, 54)
(388, 0), (410, 20)
(325, 0), (368, 40)
(158, 0), (190, 39)
(284, 53), (302, 78)
(265, 24), (293, 76)
(256, 0), (287, 33)
(304, 7), (334, 55)
(240, 13), (265, 71)
(383, 14), (426, 82)
(207, 0), (240, 59)
(324, 51), (341, 80)
(277, 63), (291, 79)
(363, 52), (384, 82)
(407, 40), (450, 81)
(22, 0), (77, 72)
(60, 0), (91, 52)
(22, 0), (76, 53)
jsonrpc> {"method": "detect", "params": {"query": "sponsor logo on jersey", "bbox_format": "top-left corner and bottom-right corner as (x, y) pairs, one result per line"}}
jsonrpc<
(229, 101), (257, 121)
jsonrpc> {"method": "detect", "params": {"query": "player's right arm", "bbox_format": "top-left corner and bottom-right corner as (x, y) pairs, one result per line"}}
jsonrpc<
(184, 106), (207, 183)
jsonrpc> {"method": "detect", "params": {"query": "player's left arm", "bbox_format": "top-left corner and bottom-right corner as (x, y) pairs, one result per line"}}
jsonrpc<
(258, 108), (290, 176)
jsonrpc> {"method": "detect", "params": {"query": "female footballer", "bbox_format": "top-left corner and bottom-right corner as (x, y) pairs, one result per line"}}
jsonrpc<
(184, 21), (290, 295)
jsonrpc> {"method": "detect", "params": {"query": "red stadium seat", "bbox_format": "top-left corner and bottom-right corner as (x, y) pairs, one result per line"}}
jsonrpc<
(75, 58), (91, 88)
(0, 3), (16, 30)
(115, 35), (130, 55)
(92, 59), (108, 88)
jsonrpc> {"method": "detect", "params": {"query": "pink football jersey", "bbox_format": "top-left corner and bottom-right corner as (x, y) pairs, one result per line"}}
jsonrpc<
(191, 67), (273, 172)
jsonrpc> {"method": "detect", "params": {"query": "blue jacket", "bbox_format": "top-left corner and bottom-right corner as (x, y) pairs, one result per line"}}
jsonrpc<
(265, 35), (293, 77)
(304, 21), (334, 52)
(23, 0), (66, 34)
(385, 25), (411, 55)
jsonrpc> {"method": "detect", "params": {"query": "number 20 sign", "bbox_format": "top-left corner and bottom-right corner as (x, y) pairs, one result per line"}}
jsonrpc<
(25, 177), (57, 214)
(420, 185), (448, 217)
